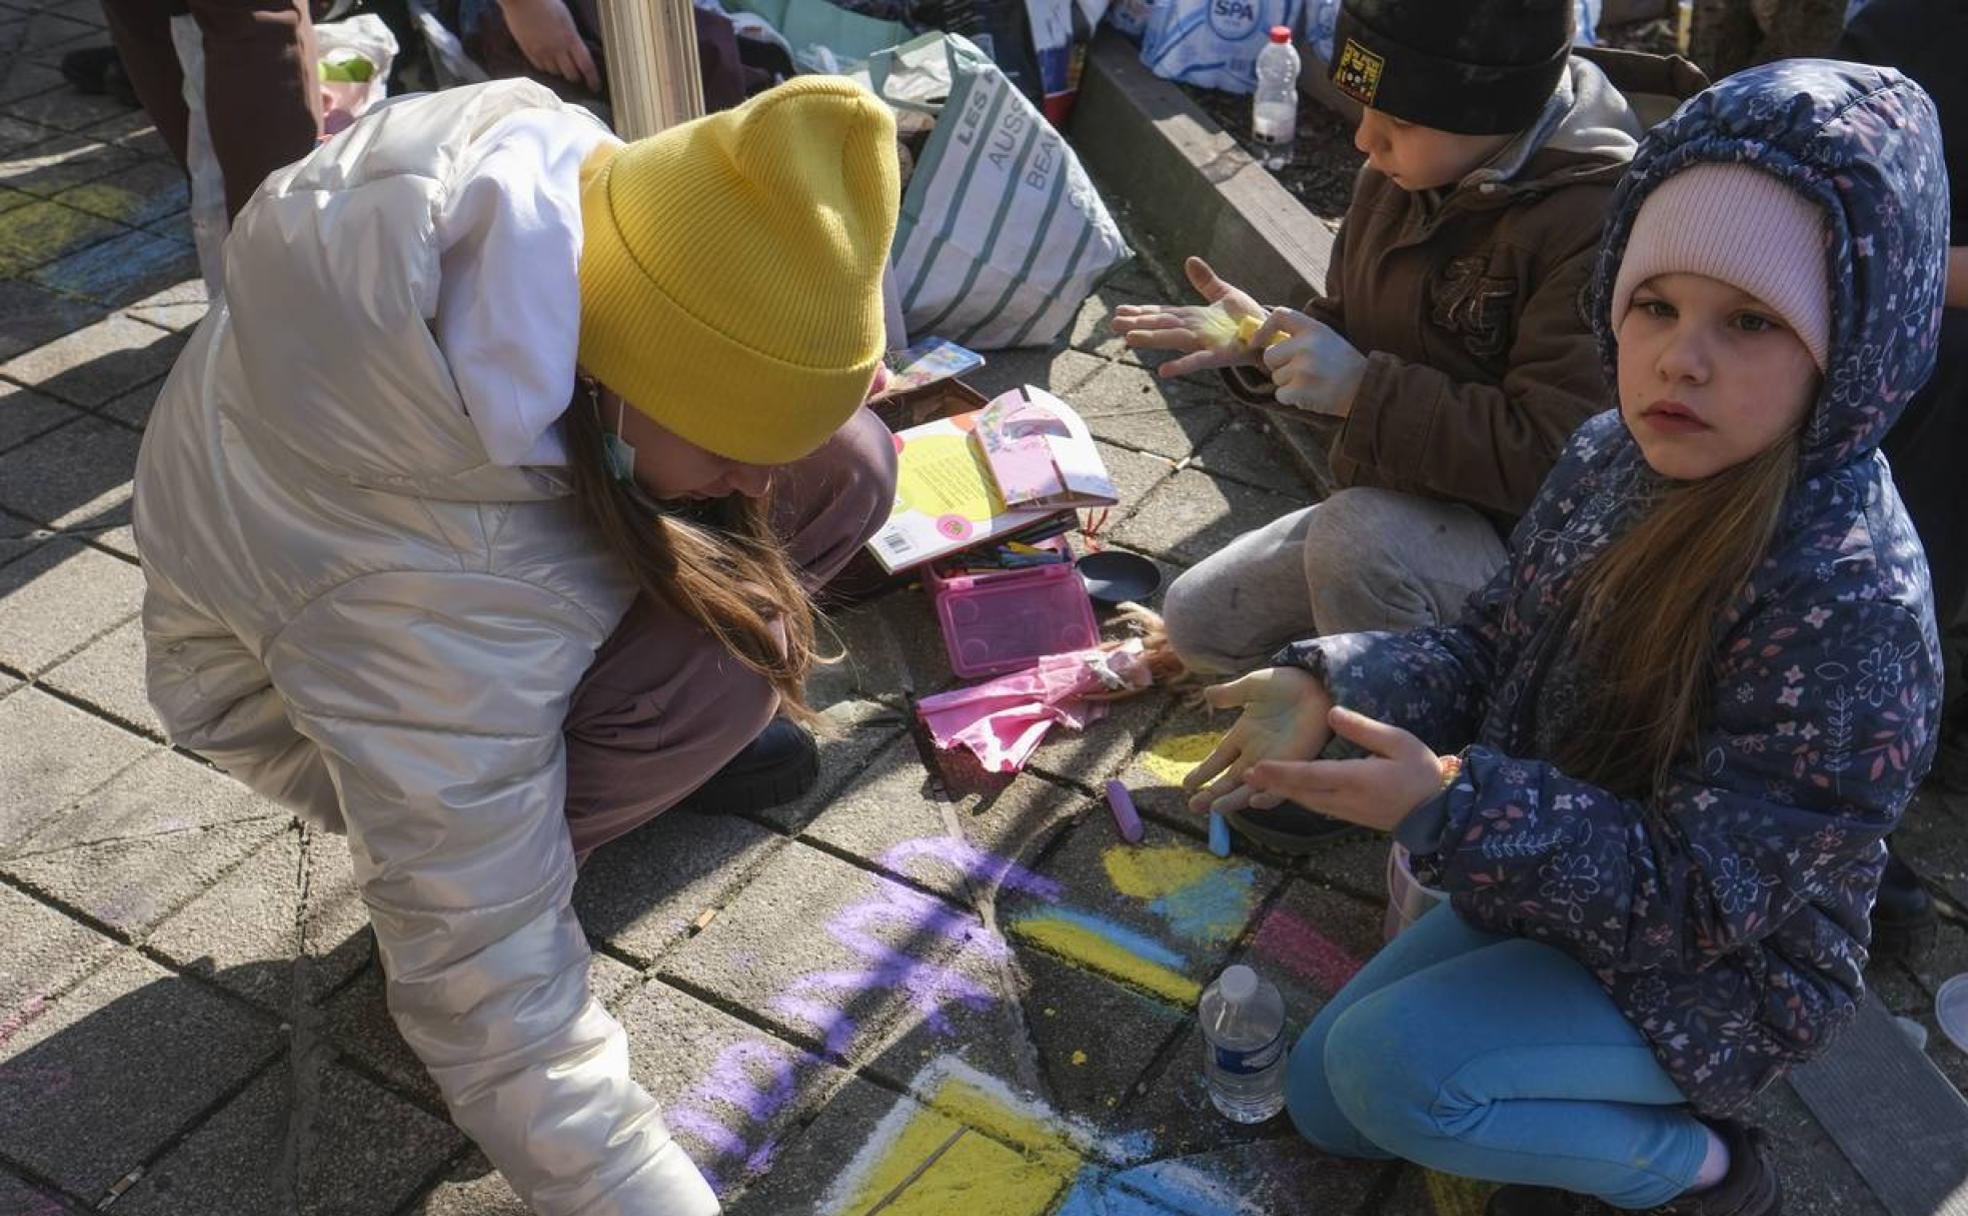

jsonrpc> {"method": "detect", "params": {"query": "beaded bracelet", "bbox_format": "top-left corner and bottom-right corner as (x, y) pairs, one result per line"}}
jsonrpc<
(1437, 752), (1463, 790)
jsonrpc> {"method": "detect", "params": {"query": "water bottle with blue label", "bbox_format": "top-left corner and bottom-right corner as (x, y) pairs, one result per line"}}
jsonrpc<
(1199, 964), (1287, 1122)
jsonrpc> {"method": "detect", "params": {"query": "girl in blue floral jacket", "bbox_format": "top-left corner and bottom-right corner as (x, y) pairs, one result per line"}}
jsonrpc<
(1185, 60), (1949, 1215)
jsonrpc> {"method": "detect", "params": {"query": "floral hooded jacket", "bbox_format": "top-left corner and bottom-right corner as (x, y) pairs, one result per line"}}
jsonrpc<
(1279, 60), (1950, 1117)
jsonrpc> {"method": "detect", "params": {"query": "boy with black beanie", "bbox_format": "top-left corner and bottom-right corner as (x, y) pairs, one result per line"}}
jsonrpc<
(1115, 0), (1704, 848)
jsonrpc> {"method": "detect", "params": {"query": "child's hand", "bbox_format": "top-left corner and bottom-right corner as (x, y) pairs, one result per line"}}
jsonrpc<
(1251, 309), (1368, 418)
(1184, 668), (1334, 815)
(1112, 257), (1266, 378)
(1241, 707), (1443, 831)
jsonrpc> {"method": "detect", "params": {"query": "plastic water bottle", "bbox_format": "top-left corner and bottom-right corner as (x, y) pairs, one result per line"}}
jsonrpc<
(1199, 964), (1288, 1122)
(1252, 27), (1300, 172)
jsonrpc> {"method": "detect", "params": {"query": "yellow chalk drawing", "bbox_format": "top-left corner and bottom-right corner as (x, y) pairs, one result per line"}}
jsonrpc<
(1071, 1050), (1088, 1066)
(894, 433), (1006, 522)
(1425, 1169), (1494, 1216)
(1138, 731), (1225, 788)
(1010, 916), (1201, 1006)
(1102, 843), (1229, 901)
(831, 1061), (1086, 1216)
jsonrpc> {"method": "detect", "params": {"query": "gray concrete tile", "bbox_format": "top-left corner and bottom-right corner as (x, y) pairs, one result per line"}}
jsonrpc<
(804, 736), (1087, 908)
(574, 810), (785, 966)
(1113, 468), (1300, 568)
(1025, 684), (1175, 791)
(0, 183), (34, 213)
(324, 950), (642, 1109)
(1087, 1139), (1384, 1215)
(1020, 947), (1188, 1142)
(0, 378), (78, 455)
(0, 536), (142, 673)
(1189, 415), (1314, 498)
(0, 1165), (82, 1214)
(0, 112), (55, 154)
(6, 11), (91, 55)
(1753, 1082), (1893, 1216)
(0, 684), (152, 854)
(1086, 399), (1228, 462)
(29, 225), (199, 309)
(0, 276), (106, 361)
(0, 132), (134, 196)
(5, 748), (287, 936)
(618, 978), (852, 1200)
(2, 87), (130, 135)
(816, 590), (963, 702)
(718, 1075), (942, 1216)
(964, 346), (1112, 405)
(38, 616), (157, 734)
(119, 277), (207, 335)
(1095, 441), (1181, 532)
(0, 883), (116, 1017)
(114, 1060), (466, 1216)
(148, 827), (374, 1014)
(0, 513), (56, 568)
(74, 109), (155, 148)
(0, 411), (136, 533)
(0, 196), (117, 275)
(0, 311), (184, 407)
(747, 698), (910, 834)
(1241, 877), (1384, 1019)
(0, 58), (63, 107)
(400, 1153), (529, 1216)
(0, 951), (281, 1199)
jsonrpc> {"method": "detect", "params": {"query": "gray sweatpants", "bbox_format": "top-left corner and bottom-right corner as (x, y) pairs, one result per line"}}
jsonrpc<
(1161, 487), (1511, 676)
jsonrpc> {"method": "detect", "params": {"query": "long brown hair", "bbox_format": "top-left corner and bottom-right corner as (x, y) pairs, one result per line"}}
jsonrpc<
(561, 388), (823, 726)
(1554, 430), (1802, 799)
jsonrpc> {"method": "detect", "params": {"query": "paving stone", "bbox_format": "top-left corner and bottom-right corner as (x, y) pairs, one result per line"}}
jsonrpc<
(37, 616), (156, 733)
(1097, 440), (1181, 531)
(816, 589), (962, 701)
(0, 311), (184, 407)
(1067, 279), (1156, 361)
(1378, 1163), (1503, 1216)
(30, 224), (199, 308)
(0, 132), (133, 196)
(1897, 787), (1968, 903)
(6, 10), (92, 57)
(5, 748), (288, 936)
(1089, 1137), (1385, 1215)
(3, 89), (128, 136)
(1114, 469), (1300, 567)
(1189, 416), (1313, 498)
(1754, 1082), (1891, 1216)
(0, 1165), (80, 1215)
(1903, 911), (1968, 1006)
(664, 840), (1031, 1087)
(0, 59), (63, 107)
(0, 951), (280, 1199)
(0, 113), (55, 154)
(1026, 684), (1176, 791)
(1020, 948), (1188, 1143)
(965, 346), (1112, 404)
(0, 883), (116, 1020)
(0, 377), (77, 455)
(719, 1074), (937, 1216)
(1000, 813), (1284, 1014)
(1113, 1017), (1298, 1161)
(1113, 697), (1235, 838)
(1242, 878), (1384, 1021)
(0, 196), (117, 275)
(747, 698), (909, 834)
(0, 685), (152, 854)
(1078, 366), (1229, 461)
(114, 1059), (465, 1216)
(805, 736), (1088, 908)
(401, 1152), (529, 1216)
(0, 412), (137, 533)
(618, 978), (853, 1199)
(0, 276), (105, 360)
(119, 276), (207, 334)
(53, 157), (190, 225)
(324, 950), (642, 1108)
(0, 536), (141, 673)
(0, 183), (33, 213)
(147, 826), (374, 1014)
(75, 109), (157, 149)
(575, 810), (785, 966)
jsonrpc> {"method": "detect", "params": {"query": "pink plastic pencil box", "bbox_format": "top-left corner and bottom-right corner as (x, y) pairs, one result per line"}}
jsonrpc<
(925, 561), (1100, 678)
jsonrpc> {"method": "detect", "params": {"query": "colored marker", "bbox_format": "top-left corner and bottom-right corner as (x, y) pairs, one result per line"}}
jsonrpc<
(1104, 780), (1144, 844)
(1208, 811), (1232, 858)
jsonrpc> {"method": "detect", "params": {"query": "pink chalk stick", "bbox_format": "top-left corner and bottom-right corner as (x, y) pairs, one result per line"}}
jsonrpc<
(1104, 780), (1145, 844)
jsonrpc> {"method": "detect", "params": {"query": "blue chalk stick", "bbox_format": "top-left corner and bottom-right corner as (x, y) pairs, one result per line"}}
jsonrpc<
(1208, 811), (1231, 858)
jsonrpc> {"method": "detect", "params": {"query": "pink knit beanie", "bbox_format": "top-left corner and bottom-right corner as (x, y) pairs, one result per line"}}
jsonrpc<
(1610, 163), (1831, 370)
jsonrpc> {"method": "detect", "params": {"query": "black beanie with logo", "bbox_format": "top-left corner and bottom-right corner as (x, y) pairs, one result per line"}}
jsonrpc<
(1328, 0), (1573, 135)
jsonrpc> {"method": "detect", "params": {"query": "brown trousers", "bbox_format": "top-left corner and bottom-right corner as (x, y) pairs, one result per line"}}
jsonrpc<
(102, 0), (322, 220)
(560, 407), (898, 862)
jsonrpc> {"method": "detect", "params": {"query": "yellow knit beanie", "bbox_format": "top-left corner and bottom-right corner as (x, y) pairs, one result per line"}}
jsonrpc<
(577, 78), (899, 466)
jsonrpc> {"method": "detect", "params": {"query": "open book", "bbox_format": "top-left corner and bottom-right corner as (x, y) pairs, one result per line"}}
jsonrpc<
(867, 386), (1119, 574)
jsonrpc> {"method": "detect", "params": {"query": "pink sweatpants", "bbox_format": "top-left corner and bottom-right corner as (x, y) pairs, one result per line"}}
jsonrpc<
(560, 407), (897, 862)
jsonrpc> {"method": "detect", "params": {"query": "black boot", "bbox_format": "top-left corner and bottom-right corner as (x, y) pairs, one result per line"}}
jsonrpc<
(1484, 1184), (1590, 1215)
(672, 717), (819, 815)
(1222, 801), (1357, 854)
(59, 46), (138, 109)
(1486, 1122), (1780, 1216)
(1871, 848), (1938, 962)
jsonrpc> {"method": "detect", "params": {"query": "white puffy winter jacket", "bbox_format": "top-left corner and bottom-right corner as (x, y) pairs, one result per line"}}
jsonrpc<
(132, 80), (720, 1215)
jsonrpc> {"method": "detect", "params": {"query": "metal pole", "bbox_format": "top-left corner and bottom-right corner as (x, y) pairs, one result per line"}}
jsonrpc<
(596, 0), (706, 139)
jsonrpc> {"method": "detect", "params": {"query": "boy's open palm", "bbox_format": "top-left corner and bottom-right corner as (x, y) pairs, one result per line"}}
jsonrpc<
(1243, 707), (1445, 832)
(1112, 257), (1265, 379)
(1184, 668), (1334, 814)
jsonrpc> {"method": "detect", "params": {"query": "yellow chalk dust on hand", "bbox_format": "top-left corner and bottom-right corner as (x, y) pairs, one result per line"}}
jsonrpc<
(1138, 731), (1225, 788)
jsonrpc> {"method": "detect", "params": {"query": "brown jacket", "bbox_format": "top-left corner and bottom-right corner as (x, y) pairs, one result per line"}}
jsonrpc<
(1234, 48), (1707, 526)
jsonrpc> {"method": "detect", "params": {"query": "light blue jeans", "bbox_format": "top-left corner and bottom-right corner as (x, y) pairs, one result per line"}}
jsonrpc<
(1285, 904), (1709, 1209)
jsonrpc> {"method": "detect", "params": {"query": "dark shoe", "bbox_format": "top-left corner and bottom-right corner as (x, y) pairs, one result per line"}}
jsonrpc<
(1871, 849), (1938, 962)
(59, 45), (138, 109)
(1656, 1120), (1782, 1215)
(1485, 1184), (1590, 1215)
(1222, 801), (1357, 854)
(672, 718), (819, 815)
(1935, 719), (1968, 795)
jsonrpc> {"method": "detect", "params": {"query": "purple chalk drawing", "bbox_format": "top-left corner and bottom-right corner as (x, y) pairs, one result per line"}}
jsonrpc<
(0, 995), (49, 1052)
(880, 837), (1064, 900)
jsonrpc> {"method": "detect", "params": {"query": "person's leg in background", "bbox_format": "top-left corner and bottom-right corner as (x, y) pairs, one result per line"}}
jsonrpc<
(188, 0), (322, 219)
(100, 0), (195, 165)
(1293, 906), (1716, 1210)
(560, 409), (897, 863)
(1299, 487), (1509, 638)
